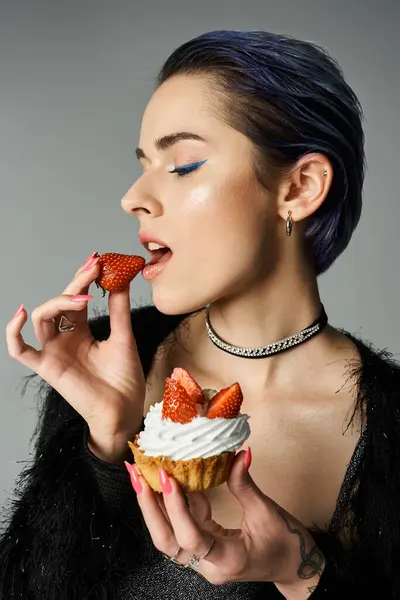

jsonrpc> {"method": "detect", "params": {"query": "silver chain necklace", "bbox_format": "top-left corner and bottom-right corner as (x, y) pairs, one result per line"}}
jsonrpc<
(205, 305), (328, 359)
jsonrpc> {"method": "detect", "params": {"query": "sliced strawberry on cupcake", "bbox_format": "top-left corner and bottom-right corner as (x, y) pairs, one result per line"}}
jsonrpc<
(129, 371), (250, 494)
(161, 377), (198, 424)
(205, 382), (243, 419)
(171, 367), (205, 406)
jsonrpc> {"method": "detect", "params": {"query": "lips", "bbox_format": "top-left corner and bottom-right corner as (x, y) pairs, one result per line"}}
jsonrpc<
(138, 231), (171, 250)
(138, 231), (173, 267)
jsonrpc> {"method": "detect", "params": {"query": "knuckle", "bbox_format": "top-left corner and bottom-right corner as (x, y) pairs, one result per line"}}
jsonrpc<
(178, 536), (200, 554)
(153, 533), (174, 553)
(73, 268), (86, 280)
(5, 322), (14, 336)
(30, 307), (41, 322)
(207, 572), (230, 585)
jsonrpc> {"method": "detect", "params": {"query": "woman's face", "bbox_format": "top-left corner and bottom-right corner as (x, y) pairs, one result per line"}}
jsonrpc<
(121, 74), (280, 314)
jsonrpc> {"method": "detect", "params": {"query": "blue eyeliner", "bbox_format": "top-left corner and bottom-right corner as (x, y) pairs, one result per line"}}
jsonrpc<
(171, 159), (207, 177)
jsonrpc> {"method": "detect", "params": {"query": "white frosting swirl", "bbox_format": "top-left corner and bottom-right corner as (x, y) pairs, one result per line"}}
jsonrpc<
(137, 401), (251, 460)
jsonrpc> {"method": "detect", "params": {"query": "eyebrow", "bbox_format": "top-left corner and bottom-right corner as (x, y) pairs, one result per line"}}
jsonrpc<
(135, 132), (206, 161)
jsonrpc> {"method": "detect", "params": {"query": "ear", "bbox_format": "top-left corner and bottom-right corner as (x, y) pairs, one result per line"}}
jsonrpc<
(276, 153), (332, 224)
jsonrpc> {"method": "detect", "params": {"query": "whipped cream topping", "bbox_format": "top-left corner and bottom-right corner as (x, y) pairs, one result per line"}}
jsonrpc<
(137, 401), (251, 460)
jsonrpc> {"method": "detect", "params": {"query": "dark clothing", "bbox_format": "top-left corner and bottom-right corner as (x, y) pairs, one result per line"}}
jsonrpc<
(1, 305), (400, 599)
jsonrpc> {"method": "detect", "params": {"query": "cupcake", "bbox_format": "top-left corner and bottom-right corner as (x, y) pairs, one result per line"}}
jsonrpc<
(128, 368), (251, 493)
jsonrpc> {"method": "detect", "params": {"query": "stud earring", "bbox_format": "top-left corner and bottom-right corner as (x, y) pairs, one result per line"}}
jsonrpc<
(286, 210), (293, 237)
(323, 170), (328, 176)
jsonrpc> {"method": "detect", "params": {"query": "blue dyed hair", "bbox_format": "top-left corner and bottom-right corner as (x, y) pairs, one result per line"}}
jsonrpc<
(157, 30), (366, 275)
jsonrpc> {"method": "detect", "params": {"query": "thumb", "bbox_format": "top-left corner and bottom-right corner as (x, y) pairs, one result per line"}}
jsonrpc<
(227, 448), (266, 512)
(108, 287), (135, 344)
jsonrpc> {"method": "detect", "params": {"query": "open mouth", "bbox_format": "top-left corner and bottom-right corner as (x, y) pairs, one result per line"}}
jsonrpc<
(147, 247), (173, 266)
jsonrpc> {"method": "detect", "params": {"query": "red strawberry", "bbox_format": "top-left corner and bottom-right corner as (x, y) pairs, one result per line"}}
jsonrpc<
(162, 377), (198, 424)
(95, 253), (145, 297)
(171, 368), (205, 406)
(205, 382), (243, 419)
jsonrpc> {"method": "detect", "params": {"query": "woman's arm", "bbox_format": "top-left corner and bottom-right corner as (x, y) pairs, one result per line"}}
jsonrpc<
(0, 306), (186, 599)
(0, 385), (148, 600)
(82, 418), (145, 509)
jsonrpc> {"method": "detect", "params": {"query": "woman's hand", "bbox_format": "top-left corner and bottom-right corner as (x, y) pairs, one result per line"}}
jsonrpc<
(125, 449), (325, 597)
(6, 252), (146, 463)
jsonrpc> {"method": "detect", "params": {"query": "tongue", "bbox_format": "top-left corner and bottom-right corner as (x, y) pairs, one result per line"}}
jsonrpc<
(149, 248), (171, 265)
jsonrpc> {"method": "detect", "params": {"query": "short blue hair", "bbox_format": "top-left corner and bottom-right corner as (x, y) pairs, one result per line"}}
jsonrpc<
(157, 30), (366, 275)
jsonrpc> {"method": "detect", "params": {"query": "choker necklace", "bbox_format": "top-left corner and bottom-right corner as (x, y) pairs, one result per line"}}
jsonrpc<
(205, 304), (328, 359)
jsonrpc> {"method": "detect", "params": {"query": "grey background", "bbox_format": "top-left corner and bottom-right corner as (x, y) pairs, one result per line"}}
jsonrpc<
(0, 0), (398, 512)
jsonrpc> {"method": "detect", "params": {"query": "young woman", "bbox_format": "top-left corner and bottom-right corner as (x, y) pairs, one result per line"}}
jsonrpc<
(2, 30), (400, 599)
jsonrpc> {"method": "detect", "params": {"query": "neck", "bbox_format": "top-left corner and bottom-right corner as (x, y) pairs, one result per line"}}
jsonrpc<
(196, 260), (329, 392)
(209, 269), (321, 348)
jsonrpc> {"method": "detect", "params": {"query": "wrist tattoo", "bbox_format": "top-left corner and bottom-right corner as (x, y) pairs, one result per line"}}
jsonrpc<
(278, 510), (325, 588)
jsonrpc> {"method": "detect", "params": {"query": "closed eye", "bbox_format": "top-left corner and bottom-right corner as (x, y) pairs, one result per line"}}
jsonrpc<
(171, 160), (207, 178)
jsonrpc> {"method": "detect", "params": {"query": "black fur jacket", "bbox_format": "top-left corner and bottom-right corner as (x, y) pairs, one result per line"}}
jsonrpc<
(1, 304), (400, 599)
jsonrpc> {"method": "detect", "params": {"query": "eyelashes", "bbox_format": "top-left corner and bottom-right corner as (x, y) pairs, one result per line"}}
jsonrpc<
(170, 160), (207, 179)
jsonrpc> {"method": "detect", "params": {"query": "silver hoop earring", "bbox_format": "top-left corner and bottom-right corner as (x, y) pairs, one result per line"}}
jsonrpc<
(286, 210), (293, 237)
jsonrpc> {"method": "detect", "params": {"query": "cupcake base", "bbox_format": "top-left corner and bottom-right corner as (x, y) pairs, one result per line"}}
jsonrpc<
(128, 435), (235, 493)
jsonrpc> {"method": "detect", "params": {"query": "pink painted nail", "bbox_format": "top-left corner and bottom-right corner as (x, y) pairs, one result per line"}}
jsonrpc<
(13, 303), (24, 319)
(124, 461), (143, 494)
(159, 468), (172, 495)
(83, 256), (100, 271)
(244, 447), (252, 471)
(70, 295), (93, 303)
(83, 251), (98, 267)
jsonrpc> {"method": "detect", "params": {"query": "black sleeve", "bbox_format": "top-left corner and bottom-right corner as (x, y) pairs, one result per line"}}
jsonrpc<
(81, 419), (145, 510)
(0, 306), (191, 599)
(0, 385), (150, 600)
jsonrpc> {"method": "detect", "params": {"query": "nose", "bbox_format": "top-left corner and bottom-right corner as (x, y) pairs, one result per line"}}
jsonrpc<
(121, 178), (163, 217)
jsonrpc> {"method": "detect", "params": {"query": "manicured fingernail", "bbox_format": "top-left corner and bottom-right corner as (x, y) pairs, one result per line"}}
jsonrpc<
(70, 295), (93, 303)
(159, 468), (172, 495)
(83, 256), (100, 271)
(124, 461), (143, 494)
(83, 251), (98, 267)
(13, 303), (24, 319)
(244, 447), (252, 471)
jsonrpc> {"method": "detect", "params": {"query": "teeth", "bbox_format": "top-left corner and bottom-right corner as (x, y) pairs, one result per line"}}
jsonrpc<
(148, 242), (167, 251)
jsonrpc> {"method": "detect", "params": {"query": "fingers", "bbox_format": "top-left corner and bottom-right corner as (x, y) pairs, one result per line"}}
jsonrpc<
(32, 255), (100, 347)
(6, 253), (100, 368)
(157, 470), (223, 566)
(187, 492), (212, 525)
(6, 306), (41, 372)
(108, 288), (136, 345)
(131, 468), (178, 556)
(155, 493), (173, 526)
(30, 294), (93, 348)
(131, 465), (212, 559)
(69, 254), (134, 345)
(72, 251), (99, 279)
(127, 465), (239, 583)
(64, 254), (101, 296)
(226, 451), (278, 533)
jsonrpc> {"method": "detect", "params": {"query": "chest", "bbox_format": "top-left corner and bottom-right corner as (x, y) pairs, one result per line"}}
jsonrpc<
(144, 344), (360, 532)
(203, 402), (358, 531)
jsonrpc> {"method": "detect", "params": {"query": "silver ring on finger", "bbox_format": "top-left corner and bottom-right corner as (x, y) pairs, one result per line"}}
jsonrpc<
(183, 534), (215, 570)
(163, 545), (183, 565)
(52, 315), (77, 333)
